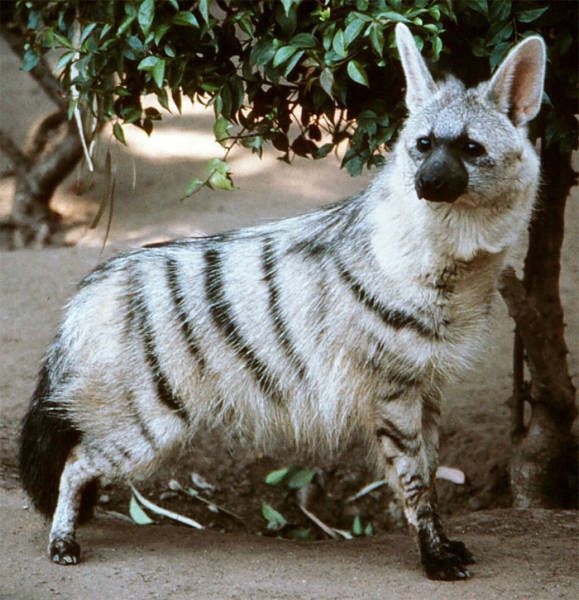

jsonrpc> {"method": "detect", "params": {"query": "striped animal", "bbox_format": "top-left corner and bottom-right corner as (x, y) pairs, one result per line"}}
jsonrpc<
(19, 24), (546, 580)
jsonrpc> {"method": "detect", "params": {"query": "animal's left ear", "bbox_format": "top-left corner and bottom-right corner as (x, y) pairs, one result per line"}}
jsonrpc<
(487, 35), (547, 126)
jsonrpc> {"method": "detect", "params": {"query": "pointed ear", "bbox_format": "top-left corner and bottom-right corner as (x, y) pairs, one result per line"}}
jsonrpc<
(395, 23), (437, 112)
(487, 36), (547, 126)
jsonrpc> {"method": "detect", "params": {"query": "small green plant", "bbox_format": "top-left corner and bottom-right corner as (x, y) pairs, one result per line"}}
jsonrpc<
(265, 465), (317, 490)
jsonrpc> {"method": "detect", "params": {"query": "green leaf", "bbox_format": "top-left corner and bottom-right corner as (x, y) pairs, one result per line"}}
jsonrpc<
(250, 38), (277, 66)
(172, 11), (200, 27)
(352, 515), (363, 536)
(489, 0), (511, 21)
(273, 45), (298, 68)
(167, 0), (179, 8)
(314, 143), (333, 159)
(155, 24), (170, 44)
(113, 123), (127, 145)
(287, 528), (312, 540)
(432, 36), (443, 61)
(517, 6), (549, 23)
(118, 13), (136, 36)
(55, 50), (75, 72)
(213, 115), (231, 144)
(208, 171), (235, 191)
(347, 60), (369, 87)
(54, 33), (74, 49)
(157, 88), (170, 111)
(286, 468), (316, 489)
(265, 467), (291, 485)
(290, 33), (317, 48)
(207, 158), (231, 177)
(466, 0), (488, 16)
(137, 56), (159, 70)
(369, 27), (384, 57)
(261, 502), (287, 529)
(320, 68), (334, 98)
(332, 30), (346, 57)
(284, 49), (304, 76)
(152, 58), (165, 88)
(429, 5), (441, 20)
(344, 18), (365, 46)
(79, 23), (98, 44)
(364, 521), (374, 536)
(376, 11), (410, 23)
(138, 0), (155, 36)
(184, 177), (204, 196)
(489, 42), (511, 71)
(199, 0), (210, 24)
(281, 0), (295, 16)
(345, 155), (363, 176)
(129, 495), (154, 525)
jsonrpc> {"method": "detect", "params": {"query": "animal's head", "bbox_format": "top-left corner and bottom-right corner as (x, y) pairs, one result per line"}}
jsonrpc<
(394, 23), (546, 209)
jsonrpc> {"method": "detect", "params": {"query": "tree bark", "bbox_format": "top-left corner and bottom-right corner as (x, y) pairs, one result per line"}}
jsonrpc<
(499, 144), (577, 509)
(0, 25), (83, 248)
(0, 114), (83, 248)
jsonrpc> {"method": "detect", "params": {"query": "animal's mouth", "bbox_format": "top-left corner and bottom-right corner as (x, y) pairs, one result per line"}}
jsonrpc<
(415, 177), (466, 204)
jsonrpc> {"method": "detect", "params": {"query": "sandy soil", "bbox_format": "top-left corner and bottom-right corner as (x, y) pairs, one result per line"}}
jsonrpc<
(1, 36), (578, 599)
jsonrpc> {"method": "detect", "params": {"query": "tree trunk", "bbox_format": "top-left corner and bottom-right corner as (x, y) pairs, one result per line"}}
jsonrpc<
(0, 23), (84, 248)
(0, 114), (83, 248)
(500, 144), (577, 508)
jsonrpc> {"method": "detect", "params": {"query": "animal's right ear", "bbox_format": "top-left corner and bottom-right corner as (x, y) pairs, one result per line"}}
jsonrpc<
(395, 23), (437, 112)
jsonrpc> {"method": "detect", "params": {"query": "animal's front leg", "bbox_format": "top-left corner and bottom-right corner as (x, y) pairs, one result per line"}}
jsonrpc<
(377, 395), (471, 580)
(422, 389), (475, 570)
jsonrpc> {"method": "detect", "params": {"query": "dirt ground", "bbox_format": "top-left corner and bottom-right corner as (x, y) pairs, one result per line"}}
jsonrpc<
(1, 37), (578, 599)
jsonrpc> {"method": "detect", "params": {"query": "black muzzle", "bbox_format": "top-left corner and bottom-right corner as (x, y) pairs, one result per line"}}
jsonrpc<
(415, 148), (468, 204)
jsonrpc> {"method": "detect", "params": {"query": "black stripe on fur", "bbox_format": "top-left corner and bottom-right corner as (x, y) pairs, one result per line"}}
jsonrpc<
(262, 237), (307, 379)
(19, 361), (97, 521)
(205, 246), (284, 403)
(165, 257), (206, 372)
(335, 259), (439, 339)
(127, 270), (188, 420)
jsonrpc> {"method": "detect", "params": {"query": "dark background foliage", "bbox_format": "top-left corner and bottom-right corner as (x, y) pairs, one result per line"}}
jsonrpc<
(13, 0), (577, 190)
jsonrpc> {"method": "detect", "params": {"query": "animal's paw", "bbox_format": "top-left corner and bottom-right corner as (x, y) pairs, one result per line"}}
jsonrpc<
(49, 537), (80, 565)
(421, 547), (471, 581)
(443, 539), (475, 565)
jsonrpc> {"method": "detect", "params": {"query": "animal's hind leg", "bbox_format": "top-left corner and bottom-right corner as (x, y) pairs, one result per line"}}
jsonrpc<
(49, 444), (103, 565)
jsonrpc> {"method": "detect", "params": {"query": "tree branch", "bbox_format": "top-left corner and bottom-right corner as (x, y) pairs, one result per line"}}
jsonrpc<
(499, 267), (575, 421)
(0, 128), (29, 170)
(0, 24), (66, 111)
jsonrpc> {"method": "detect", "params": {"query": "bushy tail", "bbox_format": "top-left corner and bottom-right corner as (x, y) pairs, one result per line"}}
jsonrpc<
(19, 361), (98, 521)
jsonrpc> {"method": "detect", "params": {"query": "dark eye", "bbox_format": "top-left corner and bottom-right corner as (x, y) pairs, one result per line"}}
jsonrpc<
(463, 139), (485, 157)
(416, 137), (432, 152)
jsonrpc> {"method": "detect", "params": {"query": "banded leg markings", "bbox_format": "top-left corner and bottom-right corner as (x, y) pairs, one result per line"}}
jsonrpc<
(204, 246), (284, 403)
(127, 270), (188, 420)
(376, 418), (420, 454)
(165, 258), (206, 373)
(262, 237), (307, 379)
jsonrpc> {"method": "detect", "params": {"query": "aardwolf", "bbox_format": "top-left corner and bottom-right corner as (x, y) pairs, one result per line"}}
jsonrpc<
(20, 24), (546, 580)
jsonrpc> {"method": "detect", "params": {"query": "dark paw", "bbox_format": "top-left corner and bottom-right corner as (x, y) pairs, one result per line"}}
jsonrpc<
(443, 539), (475, 565)
(49, 537), (80, 565)
(422, 551), (471, 581)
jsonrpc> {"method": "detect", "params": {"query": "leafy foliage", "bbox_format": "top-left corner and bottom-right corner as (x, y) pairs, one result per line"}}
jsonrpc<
(15, 0), (577, 184)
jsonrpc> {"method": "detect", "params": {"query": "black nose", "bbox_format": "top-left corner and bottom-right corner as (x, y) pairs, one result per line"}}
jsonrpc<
(415, 149), (468, 203)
